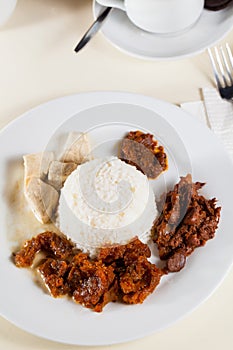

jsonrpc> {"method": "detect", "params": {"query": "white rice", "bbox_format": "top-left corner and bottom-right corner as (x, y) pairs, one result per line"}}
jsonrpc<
(57, 157), (158, 257)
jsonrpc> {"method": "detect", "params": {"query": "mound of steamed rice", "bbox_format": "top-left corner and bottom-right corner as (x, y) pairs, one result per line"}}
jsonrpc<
(57, 157), (158, 257)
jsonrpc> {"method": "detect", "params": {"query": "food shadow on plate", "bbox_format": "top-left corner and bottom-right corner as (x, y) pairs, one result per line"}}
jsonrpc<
(3, 157), (59, 252)
(147, 238), (165, 269)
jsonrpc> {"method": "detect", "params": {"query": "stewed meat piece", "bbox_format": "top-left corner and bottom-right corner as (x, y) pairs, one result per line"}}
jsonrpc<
(98, 238), (164, 304)
(38, 258), (70, 297)
(120, 131), (168, 179)
(152, 174), (221, 272)
(67, 253), (117, 312)
(14, 234), (163, 312)
(14, 231), (74, 267)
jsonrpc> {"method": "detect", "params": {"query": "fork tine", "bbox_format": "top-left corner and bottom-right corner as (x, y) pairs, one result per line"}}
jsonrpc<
(214, 46), (228, 87)
(220, 46), (233, 85)
(226, 43), (233, 71)
(208, 48), (223, 89)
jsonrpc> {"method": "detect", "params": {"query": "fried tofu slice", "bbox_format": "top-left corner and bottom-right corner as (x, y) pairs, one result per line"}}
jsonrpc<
(48, 161), (77, 190)
(60, 132), (91, 164)
(23, 152), (54, 183)
(24, 177), (59, 224)
(23, 132), (90, 224)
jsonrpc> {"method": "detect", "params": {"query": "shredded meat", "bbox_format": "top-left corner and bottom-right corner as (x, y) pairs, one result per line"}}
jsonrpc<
(119, 131), (168, 179)
(13, 233), (163, 312)
(152, 174), (221, 272)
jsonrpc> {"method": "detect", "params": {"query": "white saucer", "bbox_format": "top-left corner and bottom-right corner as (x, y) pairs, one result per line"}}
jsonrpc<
(94, 1), (233, 60)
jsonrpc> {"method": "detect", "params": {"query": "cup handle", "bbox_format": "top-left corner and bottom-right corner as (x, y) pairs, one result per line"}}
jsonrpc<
(96, 0), (126, 11)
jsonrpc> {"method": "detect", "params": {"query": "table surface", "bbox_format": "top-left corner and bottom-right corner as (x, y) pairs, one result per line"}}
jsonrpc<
(0, 1), (233, 349)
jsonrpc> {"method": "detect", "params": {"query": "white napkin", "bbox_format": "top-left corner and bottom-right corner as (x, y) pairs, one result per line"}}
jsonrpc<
(180, 87), (233, 161)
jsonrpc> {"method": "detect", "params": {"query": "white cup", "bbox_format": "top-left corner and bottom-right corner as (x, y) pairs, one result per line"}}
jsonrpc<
(0, 0), (17, 26)
(97, 0), (204, 34)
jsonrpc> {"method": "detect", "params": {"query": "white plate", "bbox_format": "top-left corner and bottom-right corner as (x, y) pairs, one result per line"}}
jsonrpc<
(0, 92), (233, 346)
(94, 1), (233, 60)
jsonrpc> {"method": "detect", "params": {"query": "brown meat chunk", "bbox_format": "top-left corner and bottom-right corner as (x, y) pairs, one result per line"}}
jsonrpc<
(98, 238), (164, 304)
(14, 231), (74, 267)
(38, 258), (70, 297)
(67, 253), (116, 312)
(152, 174), (221, 272)
(166, 250), (186, 273)
(119, 131), (168, 179)
(119, 256), (163, 304)
(98, 237), (151, 265)
(14, 235), (163, 312)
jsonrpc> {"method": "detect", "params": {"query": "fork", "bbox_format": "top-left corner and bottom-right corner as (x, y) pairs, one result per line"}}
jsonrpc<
(208, 43), (233, 100)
